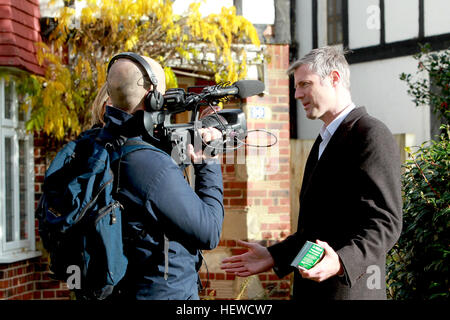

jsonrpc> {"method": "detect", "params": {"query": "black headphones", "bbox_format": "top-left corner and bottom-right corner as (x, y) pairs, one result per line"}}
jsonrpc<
(107, 52), (164, 111)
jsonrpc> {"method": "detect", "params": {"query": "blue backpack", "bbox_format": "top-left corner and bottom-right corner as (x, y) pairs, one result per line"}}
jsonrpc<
(36, 128), (159, 300)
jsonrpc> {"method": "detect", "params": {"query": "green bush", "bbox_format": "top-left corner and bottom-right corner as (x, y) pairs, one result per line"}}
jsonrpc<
(387, 44), (449, 300)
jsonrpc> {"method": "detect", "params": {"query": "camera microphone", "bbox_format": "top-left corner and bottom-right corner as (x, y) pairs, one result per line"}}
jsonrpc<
(202, 80), (265, 99)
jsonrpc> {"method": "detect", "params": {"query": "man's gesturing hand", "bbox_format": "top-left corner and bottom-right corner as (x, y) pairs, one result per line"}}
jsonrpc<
(220, 240), (275, 277)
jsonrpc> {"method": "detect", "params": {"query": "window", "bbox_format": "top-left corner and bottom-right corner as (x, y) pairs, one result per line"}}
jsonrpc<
(327, 0), (344, 45)
(0, 76), (39, 262)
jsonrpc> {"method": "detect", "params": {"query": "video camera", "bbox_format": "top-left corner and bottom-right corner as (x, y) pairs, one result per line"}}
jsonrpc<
(130, 80), (265, 165)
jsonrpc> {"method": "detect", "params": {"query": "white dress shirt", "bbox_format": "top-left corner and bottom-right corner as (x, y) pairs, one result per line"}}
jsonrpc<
(318, 103), (356, 159)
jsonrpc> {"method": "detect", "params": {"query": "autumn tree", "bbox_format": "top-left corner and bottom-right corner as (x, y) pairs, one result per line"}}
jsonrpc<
(17, 0), (262, 141)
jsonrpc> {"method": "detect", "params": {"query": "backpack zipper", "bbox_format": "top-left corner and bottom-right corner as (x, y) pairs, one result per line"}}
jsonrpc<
(74, 176), (114, 224)
(95, 201), (123, 225)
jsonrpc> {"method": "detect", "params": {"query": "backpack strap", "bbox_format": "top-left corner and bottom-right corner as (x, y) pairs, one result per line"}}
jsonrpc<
(114, 139), (171, 281)
(163, 234), (169, 280)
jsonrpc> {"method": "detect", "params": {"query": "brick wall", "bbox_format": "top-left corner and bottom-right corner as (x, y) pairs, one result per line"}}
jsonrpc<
(199, 44), (292, 300)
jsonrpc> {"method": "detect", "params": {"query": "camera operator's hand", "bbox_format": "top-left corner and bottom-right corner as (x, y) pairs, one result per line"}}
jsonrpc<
(188, 127), (222, 163)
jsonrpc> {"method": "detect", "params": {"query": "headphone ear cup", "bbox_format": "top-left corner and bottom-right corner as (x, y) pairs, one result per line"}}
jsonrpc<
(144, 91), (152, 112)
(148, 90), (164, 111)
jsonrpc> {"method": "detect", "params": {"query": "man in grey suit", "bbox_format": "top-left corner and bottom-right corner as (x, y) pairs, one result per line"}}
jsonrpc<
(221, 46), (403, 300)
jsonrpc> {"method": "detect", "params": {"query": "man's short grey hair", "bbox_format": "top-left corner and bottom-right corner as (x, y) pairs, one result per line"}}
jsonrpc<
(288, 46), (351, 89)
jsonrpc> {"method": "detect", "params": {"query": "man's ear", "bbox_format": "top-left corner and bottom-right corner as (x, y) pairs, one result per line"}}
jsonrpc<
(330, 70), (341, 87)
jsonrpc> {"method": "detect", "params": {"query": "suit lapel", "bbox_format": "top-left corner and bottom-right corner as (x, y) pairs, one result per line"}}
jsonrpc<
(316, 107), (367, 166)
(299, 135), (322, 201)
(299, 107), (368, 201)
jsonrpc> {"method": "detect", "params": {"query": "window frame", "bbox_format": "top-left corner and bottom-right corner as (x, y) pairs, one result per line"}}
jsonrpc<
(0, 76), (40, 262)
(327, 0), (344, 45)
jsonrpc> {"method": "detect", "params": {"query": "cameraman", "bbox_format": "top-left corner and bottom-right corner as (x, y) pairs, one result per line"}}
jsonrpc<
(105, 54), (224, 300)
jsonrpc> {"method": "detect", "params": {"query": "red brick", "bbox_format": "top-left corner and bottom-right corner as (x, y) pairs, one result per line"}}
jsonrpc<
(21, 292), (33, 300)
(225, 165), (235, 173)
(258, 274), (267, 281)
(224, 181), (247, 189)
(262, 232), (272, 239)
(268, 206), (290, 214)
(55, 290), (70, 298)
(215, 273), (225, 280)
(224, 189), (242, 198)
(0, 280), (9, 289)
(229, 198), (247, 206)
(226, 273), (235, 280)
(43, 290), (55, 299)
(278, 96), (289, 104)
(247, 190), (266, 197)
(277, 79), (289, 87)
(268, 173), (290, 181)
(36, 280), (61, 290)
(268, 274), (279, 281)
(225, 240), (237, 247)
(17, 284), (26, 294)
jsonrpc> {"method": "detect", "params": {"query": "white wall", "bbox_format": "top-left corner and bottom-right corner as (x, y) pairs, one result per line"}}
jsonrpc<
(242, 0), (275, 24)
(424, 0), (450, 36)
(39, 0), (64, 17)
(295, 0), (313, 61)
(385, 0), (419, 43)
(350, 56), (430, 145)
(317, 0), (328, 48)
(172, 0), (233, 16)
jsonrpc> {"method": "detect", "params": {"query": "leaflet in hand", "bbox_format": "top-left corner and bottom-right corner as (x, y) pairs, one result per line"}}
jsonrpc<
(290, 241), (324, 270)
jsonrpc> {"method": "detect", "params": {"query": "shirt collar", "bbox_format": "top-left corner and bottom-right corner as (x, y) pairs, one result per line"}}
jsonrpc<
(320, 103), (356, 140)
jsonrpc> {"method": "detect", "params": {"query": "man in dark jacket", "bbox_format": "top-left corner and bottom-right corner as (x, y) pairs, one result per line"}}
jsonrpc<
(105, 53), (224, 300)
(221, 46), (402, 300)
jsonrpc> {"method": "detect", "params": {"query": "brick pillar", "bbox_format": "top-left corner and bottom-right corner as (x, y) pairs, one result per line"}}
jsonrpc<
(199, 44), (292, 300)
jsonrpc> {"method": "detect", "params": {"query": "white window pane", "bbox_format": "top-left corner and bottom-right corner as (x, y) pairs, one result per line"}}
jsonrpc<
(4, 80), (13, 119)
(336, 0), (342, 14)
(19, 139), (28, 240)
(5, 136), (14, 242)
(328, 0), (334, 15)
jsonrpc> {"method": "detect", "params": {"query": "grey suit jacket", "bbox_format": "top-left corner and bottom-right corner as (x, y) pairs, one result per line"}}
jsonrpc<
(268, 107), (403, 300)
